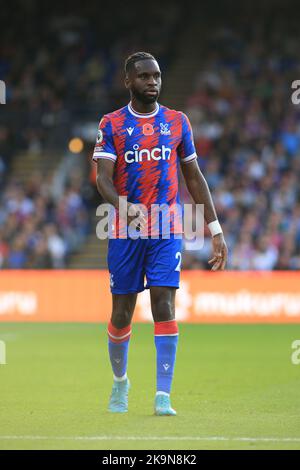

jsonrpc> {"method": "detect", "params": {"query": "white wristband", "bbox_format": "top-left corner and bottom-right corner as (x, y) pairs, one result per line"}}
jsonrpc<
(208, 220), (223, 237)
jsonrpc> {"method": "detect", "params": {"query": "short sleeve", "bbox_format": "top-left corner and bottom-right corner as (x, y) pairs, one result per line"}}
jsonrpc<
(92, 116), (117, 163)
(177, 113), (197, 164)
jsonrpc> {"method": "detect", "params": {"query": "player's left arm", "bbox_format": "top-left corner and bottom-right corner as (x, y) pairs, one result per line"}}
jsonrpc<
(181, 159), (228, 271)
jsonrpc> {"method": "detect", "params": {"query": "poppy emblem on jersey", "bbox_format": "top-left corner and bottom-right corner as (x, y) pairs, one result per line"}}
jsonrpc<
(143, 123), (154, 135)
(97, 129), (103, 143)
(160, 123), (171, 135)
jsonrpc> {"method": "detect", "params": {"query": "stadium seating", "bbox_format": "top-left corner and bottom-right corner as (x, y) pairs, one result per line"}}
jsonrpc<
(1, 2), (299, 270)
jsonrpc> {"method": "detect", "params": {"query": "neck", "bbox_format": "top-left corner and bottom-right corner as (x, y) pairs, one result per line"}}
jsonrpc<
(130, 98), (157, 114)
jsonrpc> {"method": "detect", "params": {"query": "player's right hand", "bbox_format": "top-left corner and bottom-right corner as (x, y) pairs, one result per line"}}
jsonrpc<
(127, 203), (147, 231)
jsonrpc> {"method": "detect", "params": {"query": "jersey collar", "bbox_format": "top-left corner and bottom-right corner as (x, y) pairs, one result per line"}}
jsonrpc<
(128, 101), (159, 118)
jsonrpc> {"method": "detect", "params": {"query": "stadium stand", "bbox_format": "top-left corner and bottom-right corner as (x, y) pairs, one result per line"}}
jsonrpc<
(0, 0), (299, 270)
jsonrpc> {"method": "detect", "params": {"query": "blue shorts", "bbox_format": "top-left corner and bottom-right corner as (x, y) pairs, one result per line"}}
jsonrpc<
(107, 235), (183, 294)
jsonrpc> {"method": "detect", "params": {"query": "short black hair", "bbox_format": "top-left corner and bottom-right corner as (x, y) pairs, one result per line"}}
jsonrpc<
(124, 52), (157, 75)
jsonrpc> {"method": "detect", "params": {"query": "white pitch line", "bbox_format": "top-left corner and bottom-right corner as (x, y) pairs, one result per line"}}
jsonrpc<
(1, 436), (300, 443)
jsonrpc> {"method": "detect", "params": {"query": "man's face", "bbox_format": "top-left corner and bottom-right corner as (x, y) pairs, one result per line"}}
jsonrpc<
(125, 59), (162, 104)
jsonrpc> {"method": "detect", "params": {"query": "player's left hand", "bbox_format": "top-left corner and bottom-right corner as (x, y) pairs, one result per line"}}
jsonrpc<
(208, 233), (228, 271)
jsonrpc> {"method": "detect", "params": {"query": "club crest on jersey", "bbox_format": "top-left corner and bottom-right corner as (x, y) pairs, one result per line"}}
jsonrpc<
(143, 123), (154, 135)
(160, 123), (171, 135)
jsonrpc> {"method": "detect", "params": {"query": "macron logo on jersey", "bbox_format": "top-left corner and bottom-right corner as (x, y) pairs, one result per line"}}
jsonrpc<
(126, 127), (134, 136)
(124, 144), (171, 164)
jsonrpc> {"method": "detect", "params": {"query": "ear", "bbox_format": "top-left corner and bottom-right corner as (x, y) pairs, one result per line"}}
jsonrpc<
(124, 75), (130, 90)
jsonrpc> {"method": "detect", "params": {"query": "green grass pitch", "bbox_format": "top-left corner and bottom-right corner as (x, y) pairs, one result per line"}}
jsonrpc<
(0, 323), (300, 450)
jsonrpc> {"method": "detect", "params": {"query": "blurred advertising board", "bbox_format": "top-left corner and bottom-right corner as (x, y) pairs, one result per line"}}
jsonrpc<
(0, 271), (299, 323)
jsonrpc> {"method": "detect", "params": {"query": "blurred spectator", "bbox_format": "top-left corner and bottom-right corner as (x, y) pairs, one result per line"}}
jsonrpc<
(44, 224), (67, 268)
(6, 235), (28, 269)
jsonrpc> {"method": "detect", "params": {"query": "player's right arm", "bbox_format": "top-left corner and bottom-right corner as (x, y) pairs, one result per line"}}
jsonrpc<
(94, 116), (146, 229)
(96, 158), (119, 209)
(96, 160), (146, 229)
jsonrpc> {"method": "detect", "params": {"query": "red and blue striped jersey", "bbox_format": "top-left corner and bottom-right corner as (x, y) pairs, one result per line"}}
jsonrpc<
(93, 102), (197, 235)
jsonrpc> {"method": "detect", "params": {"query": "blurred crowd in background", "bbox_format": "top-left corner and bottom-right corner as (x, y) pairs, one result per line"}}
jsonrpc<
(0, 0), (181, 269)
(0, 170), (90, 268)
(0, 1), (300, 270)
(181, 20), (300, 270)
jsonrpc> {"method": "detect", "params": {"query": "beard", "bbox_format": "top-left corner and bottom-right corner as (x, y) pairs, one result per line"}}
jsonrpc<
(131, 87), (160, 104)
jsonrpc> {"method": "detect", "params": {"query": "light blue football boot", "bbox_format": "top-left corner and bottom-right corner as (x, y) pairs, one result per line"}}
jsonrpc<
(108, 378), (130, 413)
(154, 393), (177, 416)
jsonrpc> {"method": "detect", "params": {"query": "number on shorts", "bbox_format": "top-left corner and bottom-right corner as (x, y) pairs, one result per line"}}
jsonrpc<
(175, 252), (182, 272)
